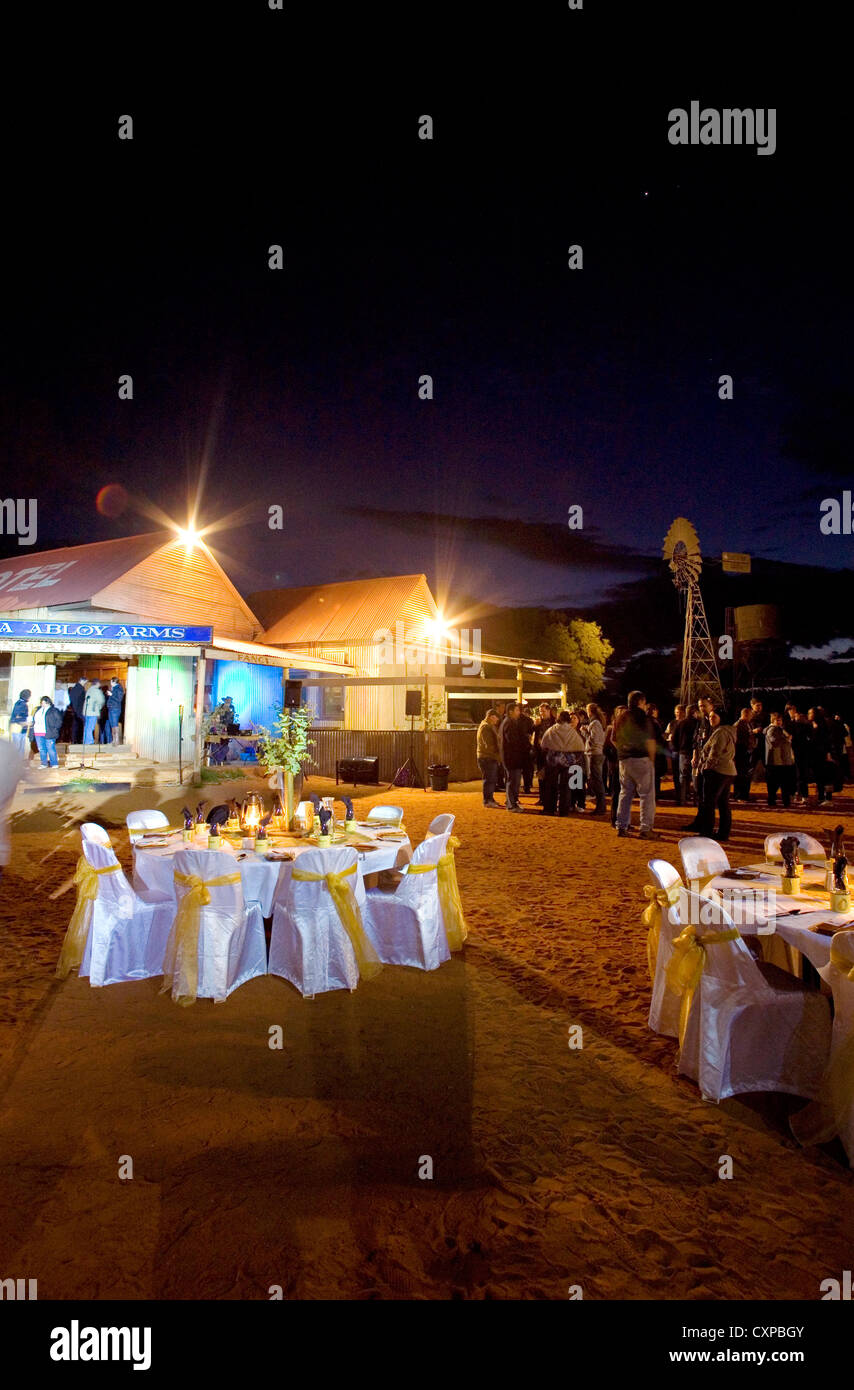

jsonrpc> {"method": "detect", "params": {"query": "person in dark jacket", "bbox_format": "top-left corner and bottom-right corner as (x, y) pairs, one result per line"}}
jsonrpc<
(30, 696), (63, 768)
(104, 679), (125, 743)
(67, 678), (87, 744)
(499, 702), (531, 812)
(808, 707), (834, 806)
(691, 697), (712, 807)
(693, 709), (737, 841)
(476, 709), (502, 808)
(532, 702), (556, 806)
(732, 707), (755, 803)
(517, 702), (535, 795)
(791, 709), (812, 804)
(676, 704), (698, 806)
(8, 689), (31, 755)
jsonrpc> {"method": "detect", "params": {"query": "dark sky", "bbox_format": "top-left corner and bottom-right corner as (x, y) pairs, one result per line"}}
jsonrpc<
(2, 14), (850, 651)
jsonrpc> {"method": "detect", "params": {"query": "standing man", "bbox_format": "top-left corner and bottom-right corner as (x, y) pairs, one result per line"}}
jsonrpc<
(68, 677), (87, 744)
(749, 699), (766, 775)
(532, 701), (556, 806)
(104, 678), (125, 743)
(791, 709), (812, 805)
(694, 708), (736, 842)
(676, 703), (698, 806)
(499, 701), (530, 813)
(664, 704), (685, 805)
(82, 680), (105, 745)
(517, 701), (535, 795)
(476, 708), (502, 808)
(492, 700), (507, 793)
(690, 697), (712, 812)
(8, 689), (31, 755)
(765, 711), (795, 808)
(732, 707), (755, 803)
(614, 691), (656, 839)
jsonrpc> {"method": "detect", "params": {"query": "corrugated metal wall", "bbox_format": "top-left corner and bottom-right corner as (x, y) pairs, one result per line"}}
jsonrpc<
(127, 654), (196, 762)
(210, 660), (283, 730)
(305, 728), (479, 782)
(94, 543), (258, 639)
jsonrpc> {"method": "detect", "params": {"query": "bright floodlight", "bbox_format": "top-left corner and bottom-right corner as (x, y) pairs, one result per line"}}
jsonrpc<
(176, 526), (200, 549)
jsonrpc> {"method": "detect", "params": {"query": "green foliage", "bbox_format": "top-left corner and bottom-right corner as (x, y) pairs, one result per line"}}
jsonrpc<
(424, 696), (446, 730)
(200, 766), (253, 784)
(256, 704), (315, 777)
(540, 617), (614, 703)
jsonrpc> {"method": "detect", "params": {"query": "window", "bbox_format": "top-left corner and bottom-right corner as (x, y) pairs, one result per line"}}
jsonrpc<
(0, 660), (10, 714)
(321, 685), (345, 722)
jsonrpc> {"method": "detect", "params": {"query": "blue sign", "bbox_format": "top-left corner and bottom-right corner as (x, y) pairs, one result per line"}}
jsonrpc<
(0, 620), (213, 642)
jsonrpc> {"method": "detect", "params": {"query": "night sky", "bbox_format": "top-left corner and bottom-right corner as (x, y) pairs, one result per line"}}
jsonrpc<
(2, 14), (850, 659)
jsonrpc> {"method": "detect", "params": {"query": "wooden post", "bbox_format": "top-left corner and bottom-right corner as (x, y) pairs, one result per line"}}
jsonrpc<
(560, 681), (568, 711)
(192, 654), (207, 787)
(423, 675), (429, 789)
(516, 665), (524, 705)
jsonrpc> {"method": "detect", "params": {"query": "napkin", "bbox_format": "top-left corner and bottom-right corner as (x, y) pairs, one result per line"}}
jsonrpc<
(318, 807), (332, 835)
(181, 806), (194, 830)
(340, 795), (354, 820)
(195, 802), (208, 824)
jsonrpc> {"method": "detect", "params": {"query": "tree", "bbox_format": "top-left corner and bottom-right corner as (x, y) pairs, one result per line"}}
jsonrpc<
(540, 617), (614, 703)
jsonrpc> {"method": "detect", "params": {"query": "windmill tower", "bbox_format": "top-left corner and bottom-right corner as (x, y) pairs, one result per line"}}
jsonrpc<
(663, 518), (724, 708)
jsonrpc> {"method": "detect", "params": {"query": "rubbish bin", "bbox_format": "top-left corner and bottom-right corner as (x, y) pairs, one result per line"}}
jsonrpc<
(427, 763), (450, 792)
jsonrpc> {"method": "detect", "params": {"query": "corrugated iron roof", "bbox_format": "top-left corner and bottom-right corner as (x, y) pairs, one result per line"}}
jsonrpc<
(253, 574), (439, 645)
(0, 532), (172, 611)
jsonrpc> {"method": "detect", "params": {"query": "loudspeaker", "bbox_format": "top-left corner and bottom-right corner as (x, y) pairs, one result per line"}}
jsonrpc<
(405, 689), (422, 717)
(284, 680), (303, 709)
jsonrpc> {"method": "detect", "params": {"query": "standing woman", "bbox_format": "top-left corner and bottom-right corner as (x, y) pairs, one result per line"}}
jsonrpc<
(30, 696), (62, 769)
(568, 711), (588, 810)
(694, 708), (736, 841)
(585, 702), (607, 816)
(604, 706), (625, 827)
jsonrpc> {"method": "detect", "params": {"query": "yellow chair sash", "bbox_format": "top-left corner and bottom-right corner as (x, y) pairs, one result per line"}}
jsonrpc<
(436, 836), (467, 951)
(641, 882), (681, 983)
(292, 862), (381, 981)
(56, 856), (123, 979)
(161, 869), (241, 1006)
(665, 924), (740, 1048)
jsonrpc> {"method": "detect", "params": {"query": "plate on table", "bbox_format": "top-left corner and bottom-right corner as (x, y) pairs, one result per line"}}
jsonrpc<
(137, 836), (171, 848)
(374, 830), (407, 841)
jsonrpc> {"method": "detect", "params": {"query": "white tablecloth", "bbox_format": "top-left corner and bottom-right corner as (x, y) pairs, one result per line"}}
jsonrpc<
(706, 861), (854, 971)
(133, 829), (411, 917)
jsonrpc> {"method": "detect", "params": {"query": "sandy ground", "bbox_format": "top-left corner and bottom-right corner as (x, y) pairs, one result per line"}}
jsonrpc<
(0, 771), (852, 1300)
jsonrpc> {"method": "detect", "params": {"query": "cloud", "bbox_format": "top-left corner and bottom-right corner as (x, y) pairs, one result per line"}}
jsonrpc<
(348, 506), (659, 576)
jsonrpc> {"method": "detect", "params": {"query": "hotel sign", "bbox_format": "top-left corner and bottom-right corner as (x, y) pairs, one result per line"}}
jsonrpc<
(0, 621), (213, 642)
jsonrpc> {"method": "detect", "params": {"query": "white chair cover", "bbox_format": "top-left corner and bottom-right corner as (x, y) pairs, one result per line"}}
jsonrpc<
(791, 932), (854, 1165)
(127, 809), (170, 835)
(166, 848), (267, 1002)
(679, 836), (730, 884)
(673, 891), (831, 1102)
(645, 859), (685, 1038)
(81, 822), (111, 846)
(268, 846), (374, 996)
(818, 932), (854, 1164)
(77, 841), (175, 986)
(764, 831), (826, 862)
(427, 812), (455, 837)
(366, 805), (404, 825)
(364, 831), (451, 970)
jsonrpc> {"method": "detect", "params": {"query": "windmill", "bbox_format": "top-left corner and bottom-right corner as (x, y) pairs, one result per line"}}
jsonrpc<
(663, 517), (724, 708)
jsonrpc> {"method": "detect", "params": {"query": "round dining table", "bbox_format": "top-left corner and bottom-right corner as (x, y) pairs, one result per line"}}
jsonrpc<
(132, 826), (412, 917)
(705, 860), (854, 971)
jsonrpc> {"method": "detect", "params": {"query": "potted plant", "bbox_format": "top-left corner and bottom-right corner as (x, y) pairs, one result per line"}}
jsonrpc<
(256, 704), (314, 830)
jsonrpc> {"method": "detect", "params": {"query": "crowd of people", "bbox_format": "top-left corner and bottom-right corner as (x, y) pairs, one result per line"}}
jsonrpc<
(476, 695), (853, 841)
(7, 678), (125, 768)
